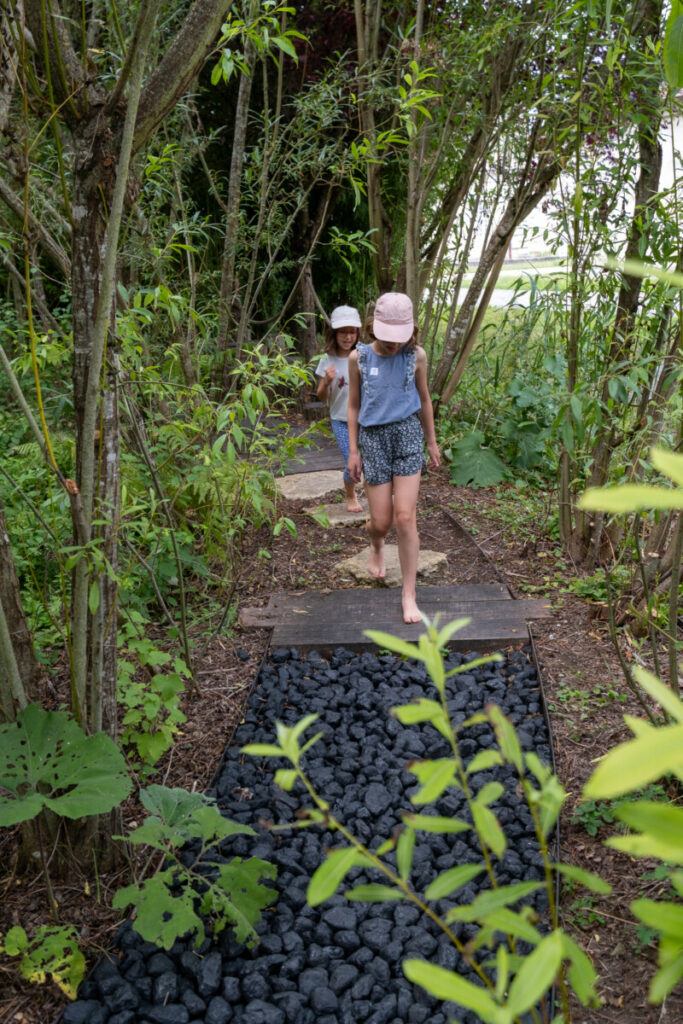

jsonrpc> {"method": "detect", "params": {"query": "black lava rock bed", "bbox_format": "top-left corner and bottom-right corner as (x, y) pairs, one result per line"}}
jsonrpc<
(65, 644), (552, 1024)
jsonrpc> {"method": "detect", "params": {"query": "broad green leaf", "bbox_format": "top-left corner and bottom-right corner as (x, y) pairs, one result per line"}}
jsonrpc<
(425, 863), (485, 900)
(113, 872), (201, 950)
(0, 705), (131, 826)
(450, 444), (507, 488)
(397, 827), (415, 882)
(447, 881), (542, 922)
(307, 847), (362, 906)
(579, 485), (683, 513)
(487, 705), (523, 772)
(584, 724), (683, 799)
(346, 884), (404, 901)
(632, 666), (683, 724)
(631, 898), (683, 938)
(409, 760), (457, 804)
(561, 931), (600, 1007)
(480, 908), (542, 945)
(241, 743), (285, 757)
(403, 960), (499, 1019)
(392, 699), (451, 739)
(475, 782), (504, 807)
(664, 12), (683, 87)
(652, 446), (683, 488)
(435, 618), (471, 647)
(612, 801), (683, 862)
(89, 581), (100, 615)
(506, 931), (564, 1018)
(607, 833), (683, 863)
(552, 863), (612, 895)
(649, 948), (683, 1002)
(467, 750), (504, 774)
(214, 857), (278, 946)
(364, 629), (420, 660)
(472, 803), (507, 858)
(403, 813), (470, 834)
(274, 769), (298, 791)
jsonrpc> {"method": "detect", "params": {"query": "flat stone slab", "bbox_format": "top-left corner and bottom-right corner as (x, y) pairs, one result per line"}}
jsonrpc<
(305, 501), (368, 526)
(277, 470), (343, 500)
(335, 544), (447, 586)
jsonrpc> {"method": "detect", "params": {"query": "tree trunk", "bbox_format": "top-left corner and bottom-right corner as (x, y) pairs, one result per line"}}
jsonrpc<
(0, 500), (37, 718)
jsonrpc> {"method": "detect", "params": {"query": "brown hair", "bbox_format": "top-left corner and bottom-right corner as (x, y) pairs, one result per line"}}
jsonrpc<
(363, 315), (419, 349)
(322, 322), (360, 355)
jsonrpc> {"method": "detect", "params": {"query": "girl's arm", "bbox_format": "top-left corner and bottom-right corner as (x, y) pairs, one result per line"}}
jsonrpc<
(316, 360), (336, 401)
(347, 351), (362, 483)
(415, 347), (441, 470)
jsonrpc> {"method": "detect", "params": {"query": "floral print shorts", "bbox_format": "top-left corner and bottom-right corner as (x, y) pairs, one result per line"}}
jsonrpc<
(359, 413), (426, 485)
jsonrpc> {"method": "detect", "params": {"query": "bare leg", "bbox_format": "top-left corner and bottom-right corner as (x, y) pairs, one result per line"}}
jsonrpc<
(364, 481), (394, 579)
(393, 472), (422, 623)
(344, 478), (363, 513)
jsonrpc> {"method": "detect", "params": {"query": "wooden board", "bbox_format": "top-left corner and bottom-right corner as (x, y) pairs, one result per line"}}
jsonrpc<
(257, 584), (552, 653)
(280, 438), (343, 475)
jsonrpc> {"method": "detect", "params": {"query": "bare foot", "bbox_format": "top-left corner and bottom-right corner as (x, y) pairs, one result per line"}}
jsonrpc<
(402, 593), (421, 624)
(369, 541), (386, 579)
(346, 496), (363, 513)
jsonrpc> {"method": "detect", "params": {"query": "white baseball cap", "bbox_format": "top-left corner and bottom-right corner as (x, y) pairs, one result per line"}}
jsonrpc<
(330, 305), (362, 330)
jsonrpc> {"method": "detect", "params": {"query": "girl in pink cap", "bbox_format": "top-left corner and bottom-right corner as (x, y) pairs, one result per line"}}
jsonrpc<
(316, 305), (364, 512)
(346, 293), (440, 624)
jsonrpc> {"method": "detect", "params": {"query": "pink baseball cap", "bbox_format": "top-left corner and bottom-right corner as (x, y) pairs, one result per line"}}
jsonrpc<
(372, 292), (414, 344)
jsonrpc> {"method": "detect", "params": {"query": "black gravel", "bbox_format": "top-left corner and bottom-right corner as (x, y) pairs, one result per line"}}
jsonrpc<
(64, 645), (552, 1024)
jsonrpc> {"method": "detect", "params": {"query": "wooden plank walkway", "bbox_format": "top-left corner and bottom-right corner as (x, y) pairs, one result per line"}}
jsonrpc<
(241, 584), (552, 654)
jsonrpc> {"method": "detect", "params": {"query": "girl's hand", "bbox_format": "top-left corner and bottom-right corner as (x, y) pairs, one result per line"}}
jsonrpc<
(427, 442), (441, 470)
(325, 366), (337, 383)
(348, 452), (362, 483)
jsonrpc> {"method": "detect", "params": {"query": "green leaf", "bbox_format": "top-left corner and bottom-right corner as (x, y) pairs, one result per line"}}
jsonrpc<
(408, 760), (458, 804)
(583, 723), (683, 800)
(632, 666), (683, 724)
(0, 705), (131, 826)
(487, 705), (523, 772)
(242, 743), (286, 757)
(579, 485), (683, 513)
(480, 908), (542, 945)
(650, 949), (683, 1003)
(274, 769), (298, 791)
(664, 12), (683, 87)
(631, 899), (683, 938)
(561, 931), (600, 1007)
(392, 699), (451, 739)
(89, 581), (100, 615)
(450, 441), (507, 488)
(307, 847), (362, 906)
(397, 827), (415, 882)
(425, 863), (485, 900)
(213, 857), (278, 946)
(506, 931), (564, 1018)
(345, 884), (404, 901)
(403, 960), (499, 1020)
(475, 782), (504, 807)
(466, 749), (504, 774)
(114, 872), (200, 947)
(364, 630), (420, 660)
(447, 881), (542, 922)
(611, 801), (683, 863)
(552, 863), (612, 895)
(471, 803), (507, 858)
(403, 813), (470, 834)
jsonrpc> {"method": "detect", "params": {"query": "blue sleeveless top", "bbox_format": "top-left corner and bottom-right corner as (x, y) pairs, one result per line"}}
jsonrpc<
(357, 342), (421, 427)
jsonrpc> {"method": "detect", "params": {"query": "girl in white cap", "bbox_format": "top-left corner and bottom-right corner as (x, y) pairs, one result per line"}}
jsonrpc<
(347, 293), (440, 624)
(316, 305), (364, 512)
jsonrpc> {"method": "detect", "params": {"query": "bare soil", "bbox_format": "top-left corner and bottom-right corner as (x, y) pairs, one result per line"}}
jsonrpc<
(1, 466), (681, 1024)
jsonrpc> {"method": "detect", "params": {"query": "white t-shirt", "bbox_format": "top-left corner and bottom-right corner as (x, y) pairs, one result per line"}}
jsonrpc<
(316, 354), (350, 421)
